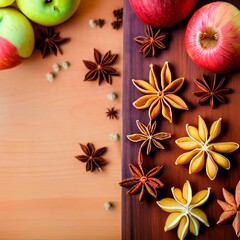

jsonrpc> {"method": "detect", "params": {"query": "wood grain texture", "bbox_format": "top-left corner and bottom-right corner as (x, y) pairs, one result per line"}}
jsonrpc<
(0, 0), (122, 239)
(122, 0), (240, 240)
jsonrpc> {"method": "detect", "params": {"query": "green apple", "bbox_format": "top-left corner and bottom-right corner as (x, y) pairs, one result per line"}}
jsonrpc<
(0, 7), (35, 70)
(0, 0), (15, 7)
(16, 0), (81, 26)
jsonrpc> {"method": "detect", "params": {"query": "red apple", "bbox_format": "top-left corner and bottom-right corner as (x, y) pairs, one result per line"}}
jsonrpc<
(185, 1), (240, 73)
(129, 0), (197, 28)
(0, 37), (21, 70)
(0, 8), (35, 70)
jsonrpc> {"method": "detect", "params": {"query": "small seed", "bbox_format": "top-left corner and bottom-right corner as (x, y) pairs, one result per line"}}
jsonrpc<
(107, 92), (117, 101)
(109, 133), (120, 141)
(104, 202), (113, 210)
(62, 61), (70, 69)
(46, 72), (55, 82)
(89, 19), (96, 28)
(52, 63), (60, 72)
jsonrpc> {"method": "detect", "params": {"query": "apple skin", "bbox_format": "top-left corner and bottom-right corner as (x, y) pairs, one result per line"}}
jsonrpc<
(0, 7), (35, 70)
(16, 0), (81, 26)
(0, 0), (15, 7)
(185, 1), (240, 73)
(0, 37), (21, 70)
(129, 0), (197, 28)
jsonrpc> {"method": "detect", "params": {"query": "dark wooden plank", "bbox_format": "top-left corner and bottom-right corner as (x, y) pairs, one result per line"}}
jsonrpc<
(122, 0), (240, 239)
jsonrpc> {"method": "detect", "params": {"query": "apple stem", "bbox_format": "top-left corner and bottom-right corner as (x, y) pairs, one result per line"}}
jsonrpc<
(45, 0), (52, 3)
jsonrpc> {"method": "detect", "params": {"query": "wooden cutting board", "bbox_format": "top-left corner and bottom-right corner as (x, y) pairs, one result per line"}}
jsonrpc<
(122, 0), (240, 239)
(0, 1), (122, 239)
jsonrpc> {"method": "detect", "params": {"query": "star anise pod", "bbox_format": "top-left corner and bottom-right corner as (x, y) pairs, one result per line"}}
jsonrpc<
(36, 27), (69, 58)
(127, 120), (171, 155)
(134, 25), (166, 57)
(217, 181), (240, 237)
(132, 61), (188, 122)
(83, 48), (119, 85)
(175, 115), (239, 180)
(75, 143), (107, 172)
(119, 152), (164, 202)
(194, 74), (232, 108)
(106, 107), (119, 119)
(157, 180), (211, 240)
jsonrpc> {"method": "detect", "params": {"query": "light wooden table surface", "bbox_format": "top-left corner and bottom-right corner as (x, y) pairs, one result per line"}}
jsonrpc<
(0, 1), (122, 239)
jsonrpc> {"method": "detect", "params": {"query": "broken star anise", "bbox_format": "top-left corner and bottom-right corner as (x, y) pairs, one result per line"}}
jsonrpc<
(83, 48), (119, 85)
(217, 181), (240, 237)
(75, 143), (107, 172)
(119, 152), (164, 202)
(132, 61), (188, 122)
(194, 74), (232, 108)
(106, 107), (119, 119)
(36, 27), (69, 58)
(127, 120), (171, 155)
(111, 8), (123, 30)
(134, 25), (166, 57)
